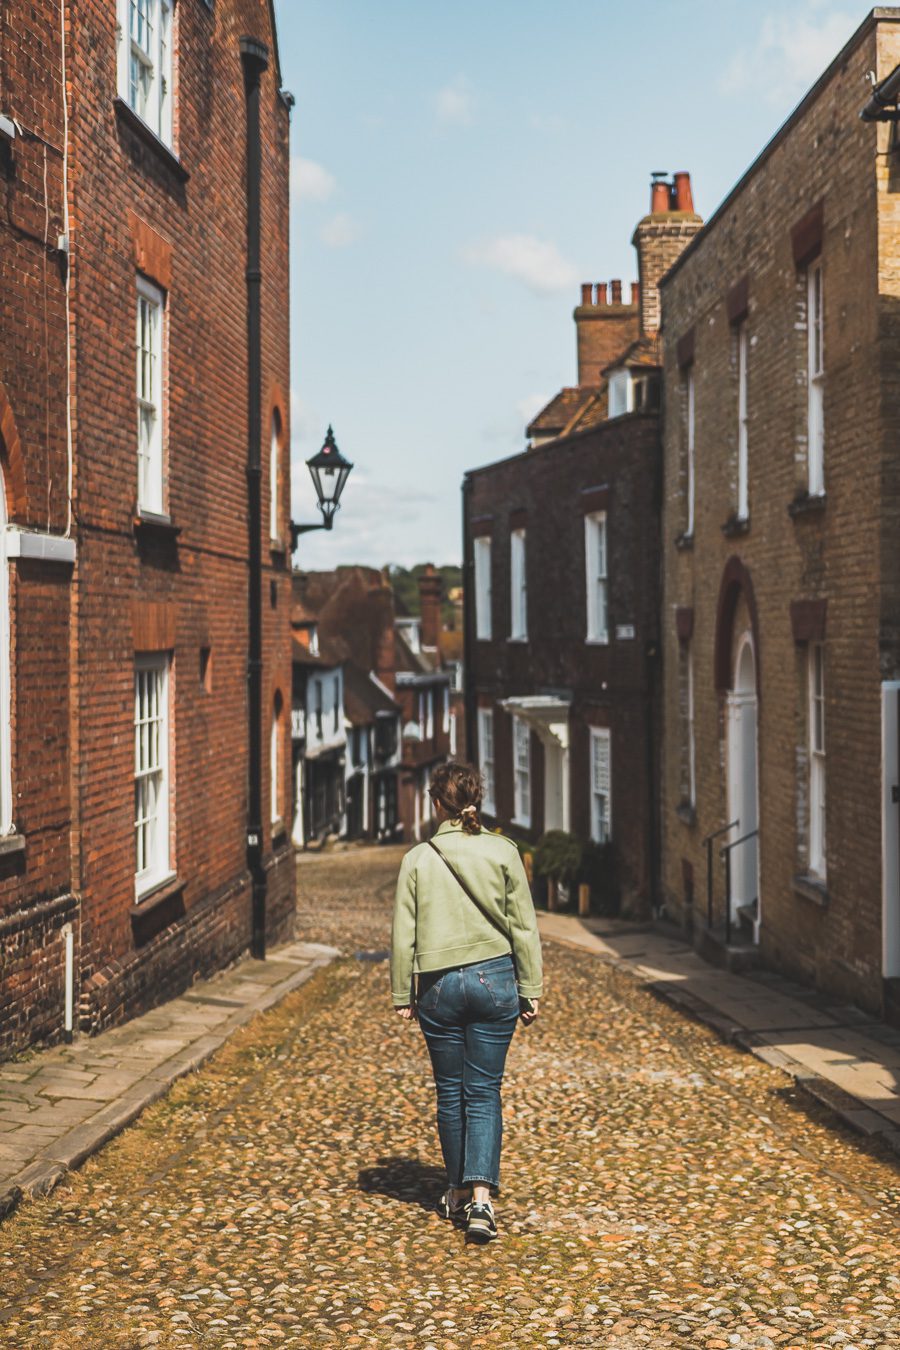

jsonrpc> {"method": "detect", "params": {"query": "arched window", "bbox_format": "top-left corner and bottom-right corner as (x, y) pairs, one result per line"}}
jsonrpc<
(0, 471), (10, 834)
(269, 411), (281, 543)
(271, 690), (283, 826)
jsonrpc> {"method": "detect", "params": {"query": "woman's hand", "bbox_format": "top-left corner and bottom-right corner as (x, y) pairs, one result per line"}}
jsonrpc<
(395, 1004), (418, 1021)
(520, 999), (539, 1025)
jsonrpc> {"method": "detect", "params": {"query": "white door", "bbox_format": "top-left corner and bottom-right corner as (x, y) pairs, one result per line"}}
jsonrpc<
(726, 637), (760, 929)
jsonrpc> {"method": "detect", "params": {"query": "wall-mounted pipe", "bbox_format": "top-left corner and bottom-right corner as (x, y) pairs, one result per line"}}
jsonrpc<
(62, 922), (73, 1042)
(240, 36), (269, 960)
(860, 62), (900, 120)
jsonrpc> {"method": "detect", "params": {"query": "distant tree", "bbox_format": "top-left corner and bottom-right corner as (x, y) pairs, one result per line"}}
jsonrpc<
(385, 563), (462, 626)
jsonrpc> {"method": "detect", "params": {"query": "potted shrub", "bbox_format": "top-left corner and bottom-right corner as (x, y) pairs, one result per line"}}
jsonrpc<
(534, 830), (584, 910)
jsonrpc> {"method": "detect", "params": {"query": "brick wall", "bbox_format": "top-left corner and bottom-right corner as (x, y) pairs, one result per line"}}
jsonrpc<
(0, 2), (76, 1053)
(465, 415), (662, 912)
(659, 14), (900, 1012)
(66, 0), (295, 1029)
(574, 285), (640, 385)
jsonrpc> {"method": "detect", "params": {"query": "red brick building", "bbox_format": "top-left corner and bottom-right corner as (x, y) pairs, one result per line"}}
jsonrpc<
(1, 0), (295, 1053)
(464, 178), (700, 913)
(0, 2), (75, 1051)
(659, 12), (900, 1013)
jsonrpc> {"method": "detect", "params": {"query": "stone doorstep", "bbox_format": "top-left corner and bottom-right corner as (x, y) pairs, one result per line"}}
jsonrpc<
(0, 949), (338, 1225)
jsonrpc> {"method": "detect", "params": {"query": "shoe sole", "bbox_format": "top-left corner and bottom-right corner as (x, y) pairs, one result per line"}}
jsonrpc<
(465, 1223), (497, 1244)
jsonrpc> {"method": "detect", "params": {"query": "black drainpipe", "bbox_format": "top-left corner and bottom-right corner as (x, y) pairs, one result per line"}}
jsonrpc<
(240, 36), (269, 959)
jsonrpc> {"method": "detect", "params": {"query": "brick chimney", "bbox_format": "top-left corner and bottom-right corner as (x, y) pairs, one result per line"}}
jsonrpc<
(574, 280), (640, 385)
(631, 172), (702, 335)
(371, 574), (397, 693)
(418, 564), (442, 651)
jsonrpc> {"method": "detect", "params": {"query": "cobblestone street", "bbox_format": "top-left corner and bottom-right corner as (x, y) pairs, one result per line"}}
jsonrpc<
(3, 847), (900, 1348)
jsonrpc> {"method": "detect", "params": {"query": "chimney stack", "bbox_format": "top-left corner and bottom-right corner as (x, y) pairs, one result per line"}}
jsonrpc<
(632, 171), (702, 335)
(574, 277), (639, 385)
(419, 563), (442, 650)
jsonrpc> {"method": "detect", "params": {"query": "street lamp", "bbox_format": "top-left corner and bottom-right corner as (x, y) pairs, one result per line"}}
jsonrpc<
(291, 425), (354, 547)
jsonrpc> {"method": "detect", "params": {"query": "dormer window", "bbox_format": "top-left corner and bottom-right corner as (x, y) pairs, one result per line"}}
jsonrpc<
(607, 369), (631, 418)
(308, 625), (319, 657)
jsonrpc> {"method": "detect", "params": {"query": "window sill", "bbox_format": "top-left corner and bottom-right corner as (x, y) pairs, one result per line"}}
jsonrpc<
(793, 872), (829, 908)
(0, 832), (26, 859)
(721, 514), (750, 538)
(585, 637), (610, 647)
(132, 871), (181, 914)
(675, 802), (697, 827)
(270, 538), (287, 556)
(511, 817), (531, 830)
(134, 511), (182, 540)
(674, 531), (694, 551)
(271, 818), (287, 843)
(113, 98), (189, 182)
(788, 491), (826, 521)
(507, 637), (529, 645)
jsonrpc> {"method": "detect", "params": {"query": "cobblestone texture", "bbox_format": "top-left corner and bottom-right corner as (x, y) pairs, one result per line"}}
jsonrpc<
(2, 845), (900, 1347)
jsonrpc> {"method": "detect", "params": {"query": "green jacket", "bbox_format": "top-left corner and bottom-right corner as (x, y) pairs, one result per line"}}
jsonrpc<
(390, 819), (544, 1007)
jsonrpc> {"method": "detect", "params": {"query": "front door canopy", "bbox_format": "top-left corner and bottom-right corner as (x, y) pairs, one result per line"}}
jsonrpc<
(500, 696), (571, 751)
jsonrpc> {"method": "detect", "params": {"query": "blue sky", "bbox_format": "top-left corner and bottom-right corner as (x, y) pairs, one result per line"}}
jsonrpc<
(275, 0), (871, 570)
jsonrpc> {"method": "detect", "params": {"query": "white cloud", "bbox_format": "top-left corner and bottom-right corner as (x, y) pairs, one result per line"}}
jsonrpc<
(464, 234), (578, 296)
(435, 76), (475, 126)
(718, 6), (860, 105)
(320, 212), (361, 248)
(290, 470), (443, 568)
(291, 156), (336, 203)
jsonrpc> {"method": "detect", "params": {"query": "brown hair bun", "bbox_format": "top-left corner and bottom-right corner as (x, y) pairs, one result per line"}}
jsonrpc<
(429, 761), (484, 834)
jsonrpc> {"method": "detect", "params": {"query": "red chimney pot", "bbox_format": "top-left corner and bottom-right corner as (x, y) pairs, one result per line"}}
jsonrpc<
(596, 282), (608, 306)
(673, 171), (694, 212)
(651, 180), (670, 214)
(610, 279), (622, 304)
(581, 283), (593, 306)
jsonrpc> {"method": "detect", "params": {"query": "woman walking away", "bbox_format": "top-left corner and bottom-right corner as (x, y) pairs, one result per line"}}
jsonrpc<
(390, 761), (543, 1245)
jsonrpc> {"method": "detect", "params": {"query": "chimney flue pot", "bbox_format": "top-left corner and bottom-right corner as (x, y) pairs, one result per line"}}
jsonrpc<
(596, 282), (607, 306)
(610, 279), (622, 304)
(651, 179), (670, 214)
(673, 171), (694, 212)
(581, 282), (593, 306)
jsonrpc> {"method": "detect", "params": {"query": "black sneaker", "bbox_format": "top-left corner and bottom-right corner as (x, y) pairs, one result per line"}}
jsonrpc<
(440, 1191), (469, 1224)
(465, 1200), (498, 1244)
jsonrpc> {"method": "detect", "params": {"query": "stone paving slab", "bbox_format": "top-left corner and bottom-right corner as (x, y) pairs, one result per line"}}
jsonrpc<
(0, 938), (338, 1221)
(539, 911), (900, 1155)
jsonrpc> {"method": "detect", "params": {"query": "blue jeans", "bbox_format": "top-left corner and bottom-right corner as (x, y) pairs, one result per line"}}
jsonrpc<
(417, 953), (519, 1191)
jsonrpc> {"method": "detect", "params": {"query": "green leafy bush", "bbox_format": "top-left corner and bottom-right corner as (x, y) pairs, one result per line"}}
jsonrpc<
(534, 830), (584, 888)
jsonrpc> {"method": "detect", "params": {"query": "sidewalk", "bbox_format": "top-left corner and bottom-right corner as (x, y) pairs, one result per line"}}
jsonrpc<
(539, 911), (900, 1155)
(0, 938), (338, 1221)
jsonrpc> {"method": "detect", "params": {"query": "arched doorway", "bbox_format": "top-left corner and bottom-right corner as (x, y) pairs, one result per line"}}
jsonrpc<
(726, 633), (759, 937)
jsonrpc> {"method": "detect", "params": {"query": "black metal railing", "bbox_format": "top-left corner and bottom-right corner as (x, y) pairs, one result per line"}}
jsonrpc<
(720, 828), (759, 945)
(702, 820), (739, 930)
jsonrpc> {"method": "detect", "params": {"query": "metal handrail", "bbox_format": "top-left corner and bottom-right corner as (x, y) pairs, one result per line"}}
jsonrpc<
(702, 820), (739, 928)
(720, 828), (759, 945)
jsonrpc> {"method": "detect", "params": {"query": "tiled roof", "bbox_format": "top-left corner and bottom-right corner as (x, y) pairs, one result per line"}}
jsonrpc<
(526, 387), (600, 438)
(602, 334), (661, 376)
(291, 635), (327, 668)
(343, 664), (400, 727)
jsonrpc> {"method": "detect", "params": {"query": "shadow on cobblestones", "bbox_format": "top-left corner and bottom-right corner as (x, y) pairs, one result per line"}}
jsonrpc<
(1, 846), (900, 1348)
(358, 1157), (447, 1214)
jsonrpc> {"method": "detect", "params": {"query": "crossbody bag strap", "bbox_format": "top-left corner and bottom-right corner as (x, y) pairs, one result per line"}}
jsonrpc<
(427, 840), (511, 944)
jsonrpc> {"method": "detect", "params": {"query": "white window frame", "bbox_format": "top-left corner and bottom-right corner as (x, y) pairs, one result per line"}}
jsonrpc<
(271, 701), (281, 826)
(686, 369), (696, 537)
(585, 511), (608, 644)
(512, 717), (531, 827)
(510, 528), (527, 640)
(442, 684), (450, 735)
(737, 322), (749, 521)
(589, 728), (611, 844)
(807, 260), (824, 497)
(269, 414), (280, 543)
(0, 479), (12, 835)
(426, 687), (434, 741)
(478, 708), (495, 815)
(608, 369), (632, 419)
(134, 654), (171, 897)
(117, 0), (174, 146)
(474, 535), (492, 641)
(449, 710), (457, 757)
(136, 276), (165, 516)
(808, 643), (826, 878)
